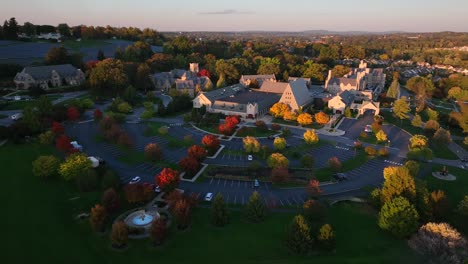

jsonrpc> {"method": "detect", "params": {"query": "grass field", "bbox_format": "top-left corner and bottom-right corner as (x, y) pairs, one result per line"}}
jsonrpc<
(2, 143), (422, 264)
(62, 39), (111, 51)
(425, 164), (468, 207)
(430, 144), (458, 160)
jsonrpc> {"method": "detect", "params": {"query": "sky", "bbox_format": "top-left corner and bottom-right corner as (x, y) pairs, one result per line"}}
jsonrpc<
(1, 0), (467, 32)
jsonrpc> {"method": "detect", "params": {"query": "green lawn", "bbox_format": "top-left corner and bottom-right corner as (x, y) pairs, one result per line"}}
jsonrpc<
(314, 152), (370, 182)
(235, 126), (276, 137)
(425, 165), (468, 207)
(454, 140), (468, 151)
(2, 143), (421, 263)
(430, 144), (458, 160)
(195, 124), (220, 135)
(381, 111), (422, 136)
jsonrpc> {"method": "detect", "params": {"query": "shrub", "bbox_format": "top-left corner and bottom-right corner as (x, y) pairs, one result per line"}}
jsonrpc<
(140, 110), (154, 120)
(303, 129), (319, 144)
(106, 111), (126, 123)
(110, 221), (128, 248)
(369, 188), (382, 209)
(285, 215), (311, 255)
(117, 102), (133, 114)
(101, 188), (120, 214)
(378, 148), (389, 157)
(360, 131), (368, 138)
(365, 146), (377, 156)
(32, 155), (60, 179)
(211, 193), (229, 227)
(38, 130), (55, 145)
(271, 123), (281, 131)
(158, 126), (169, 135)
(300, 155), (314, 168)
(327, 156), (342, 172)
(270, 168), (290, 184)
(408, 223), (468, 264)
(89, 204), (107, 232)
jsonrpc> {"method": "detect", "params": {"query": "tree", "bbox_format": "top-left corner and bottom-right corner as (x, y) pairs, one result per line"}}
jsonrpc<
(89, 58), (128, 95)
(136, 63), (152, 91)
(303, 129), (319, 144)
(285, 215), (312, 255)
(297, 113), (313, 126)
(429, 190), (450, 222)
(331, 65), (350, 78)
(32, 155), (60, 179)
(306, 179), (322, 198)
(267, 153), (289, 169)
(425, 108), (439, 121)
(211, 193), (229, 227)
(97, 49), (105, 61)
(51, 121), (64, 135)
(59, 153), (92, 181)
(4, 18), (19, 39)
(411, 114), (423, 127)
(302, 199), (325, 223)
(447, 86), (468, 100)
(36, 95), (53, 117)
(93, 109), (103, 120)
(409, 135), (429, 150)
(327, 156), (342, 172)
(433, 128), (451, 145)
(110, 221), (128, 248)
(21, 21), (36, 36)
(39, 131), (55, 145)
(273, 137), (287, 150)
(45, 46), (69, 65)
(201, 134), (220, 155)
(155, 168), (180, 193)
(243, 136), (260, 153)
(365, 146), (377, 156)
(381, 166), (416, 203)
(406, 76), (435, 109)
(89, 204), (107, 232)
(376, 130), (388, 142)
(123, 183), (146, 204)
(317, 224), (336, 250)
(386, 79), (400, 99)
(257, 57), (281, 75)
(270, 168), (290, 184)
(314, 111), (330, 125)
(173, 198), (192, 230)
(56, 134), (72, 153)
(303, 62), (328, 83)
(101, 188), (120, 214)
(456, 195), (468, 218)
(408, 223), (468, 264)
(67, 106), (80, 121)
(216, 74), (226, 88)
(283, 110), (297, 121)
(245, 191), (266, 223)
(269, 102), (290, 118)
(179, 156), (200, 176)
(424, 120), (440, 135)
(404, 160), (420, 177)
(150, 218), (167, 246)
(144, 143), (162, 162)
(187, 145), (207, 162)
(392, 96), (410, 124)
(57, 23), (70, 36)
(378, 196), (419, 238)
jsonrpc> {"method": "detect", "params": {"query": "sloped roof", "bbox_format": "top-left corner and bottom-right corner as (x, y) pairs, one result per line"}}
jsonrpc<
(200, 84), (244, 103)
(259, 81), (288, 94)
(338, 90), (355, 106)
(288, 79), (311, 107)
(240, 74), (276, 81)
(22, 64), (79, 80)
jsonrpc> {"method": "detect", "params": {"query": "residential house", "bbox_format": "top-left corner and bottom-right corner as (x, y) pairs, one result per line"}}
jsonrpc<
(14, 64), (85, 89)
(328, 90), (380, 115)
(152, 63), (212, 96)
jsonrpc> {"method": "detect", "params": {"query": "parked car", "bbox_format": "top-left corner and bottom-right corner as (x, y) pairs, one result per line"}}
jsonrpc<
(248, 155), (253, 161)
(204, 192), (213, 201)
(70, 141), (83, 151)
(10, 113), (23, 120)
(333, 173), (348, 181)
(154, 185), (161, 193)
(254, 179), (260, 188)
(364, 125), (372, 133)
(461, 156), (468, 163)
(129, 176), (141, 184)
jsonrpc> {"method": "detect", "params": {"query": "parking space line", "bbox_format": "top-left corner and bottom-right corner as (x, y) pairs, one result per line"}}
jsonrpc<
(291, 197), (299, 204)
(209, 178), (214, 184)
(285, 198), (292, 206)
(234, 195), (237, 204)
(231, 180), (234, 187)
(223, 179), (227, 187)
(217, 178), (221, 185)
(237, 181), (240, 187)
(242, 196), (245, 204)
(279, 199), (284, 206)
(226, 194), (230, 203)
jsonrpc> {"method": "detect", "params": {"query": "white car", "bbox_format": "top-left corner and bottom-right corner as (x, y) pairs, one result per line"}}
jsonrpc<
(204, 192), (213, 201)
(364, 125), (372, 133)
(10, 113), (23, 120)
(247, 155), (253, 161)
(154, 185), (161, 193)
(129, 176), (141, 184)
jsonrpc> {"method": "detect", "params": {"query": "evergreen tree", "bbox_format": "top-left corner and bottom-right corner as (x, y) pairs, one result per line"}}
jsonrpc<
(97, 49), (105, 61)
(285, 215), (312, 255)
(211, 193), (229, 227)
(378, 196), (419, 238)
(245, 191), (266, 223)
(386, 79), (400, 99)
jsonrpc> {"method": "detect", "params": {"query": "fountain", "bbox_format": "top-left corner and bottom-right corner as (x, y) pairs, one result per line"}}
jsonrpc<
(132, 212), (154, 226)
(124, 209), (160, 229)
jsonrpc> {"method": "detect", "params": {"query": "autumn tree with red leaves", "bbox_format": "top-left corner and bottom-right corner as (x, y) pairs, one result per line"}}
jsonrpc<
(187, 145), (207, 161)
(218, 123), (234, 136)
(173, 198), (192, 230)
(101, 188), (120, 214)
(145, 143), (162, 162)
(225, 115), (240, 127)
(56, 134), (72, 152)
(306, 179), (322, 199)
(51, 121), (64, 135)
(93, 109), (103, 120)
(123, 183), (146, 204)
(201, 134), (220, 155)
(179, 156), (201, 177)
(155, 168), (180, 193)
(150, 218), (167, 246)
(67, 106), (80, 121)
(197, 69), (211, 78)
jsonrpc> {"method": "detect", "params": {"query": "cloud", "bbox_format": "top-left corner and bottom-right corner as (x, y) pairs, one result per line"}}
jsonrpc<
(198, 9), (254, 15)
